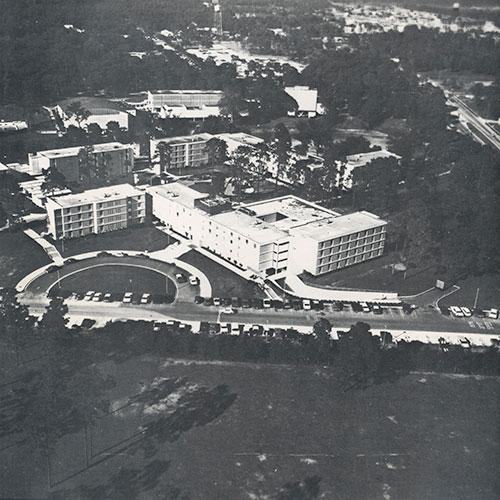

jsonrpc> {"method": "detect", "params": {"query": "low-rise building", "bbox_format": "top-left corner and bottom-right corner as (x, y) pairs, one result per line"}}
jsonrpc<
(150, 133), (212, 172)
(146, 90), (224, 113)
(148, 183), (387, 276)
(284, 86), (321, 117)
(46, 184), (149, 239)
(28, 142), (134, 183)
(213, 132), (265, 154)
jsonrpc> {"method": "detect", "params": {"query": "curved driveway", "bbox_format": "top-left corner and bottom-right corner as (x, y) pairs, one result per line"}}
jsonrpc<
(25, 255), (199, 302)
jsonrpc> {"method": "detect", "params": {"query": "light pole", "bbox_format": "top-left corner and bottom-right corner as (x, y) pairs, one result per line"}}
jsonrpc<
(473, 288), (480, 310)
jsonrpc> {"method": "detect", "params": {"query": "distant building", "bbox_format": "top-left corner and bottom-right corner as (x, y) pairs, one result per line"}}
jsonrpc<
(284, 86), (321, 117)
(46, 184), (149, 240)
(150, 133), (212, 172)
(148, 183), (387, 276)
(0, 120), (28, 132)
(213, 132), (265, 154)
(28, 142), (134, 183)
(145, 90), (224, 113)
(157, 104), (221, 121)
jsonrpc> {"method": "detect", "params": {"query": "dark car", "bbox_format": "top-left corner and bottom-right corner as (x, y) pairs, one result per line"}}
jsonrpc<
(311, 300), (323, 310)
(283, 299), (293, 309)
(231, 297), (242, 308)
(46, 264), (62, 273)
(223, 297), (232, 307)
(64, 258), (77, 264)
(272, 300), (284, 310)
(252, 298), (264, 309)
(241, 299), (251, 308)
(175, 273), (187, 283)
(194, 295), (205, 304)
(351, 302), (363, 312)
(292, 300), (302, 310)
(203, 297), (214, 306)
(97, 251), (112, 257)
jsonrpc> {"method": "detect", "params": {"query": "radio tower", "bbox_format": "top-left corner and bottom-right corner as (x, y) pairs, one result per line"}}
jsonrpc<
(213, 0), (223, 37)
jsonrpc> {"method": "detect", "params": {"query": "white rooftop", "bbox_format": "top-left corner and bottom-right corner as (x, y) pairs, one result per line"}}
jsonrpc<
(149, 90), (223, 96)
(35, 142), (131, 159)
(0, 162), (8, 172)
(290, 211), (386, 241)
(147, 182), (209, 209)
(214, 132), (264, 148)
(48, 183), (142, 208)
(284, 86), (318, 113)
(151, 133), (213, 145)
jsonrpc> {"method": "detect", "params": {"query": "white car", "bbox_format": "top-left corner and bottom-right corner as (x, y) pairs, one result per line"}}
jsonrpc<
(302, 299), (311, 310)
(231, 324), (242, 335)
(92, 292), (103, 302)
(460, 306), (472, 317)
(84, 291), (95, 301)
(360, 302), (370, 313)
(487, 308), (499, 319)
(122, 292), (133, 303)
(449, 306), (464, 318)
(263, 298), (272, 309)
(189, 276), (199, 286)
(213, 297), (222, 307)
(220, 323), (231, 335)
(140, 293), (151, 304)
(221, 306), (235, 314)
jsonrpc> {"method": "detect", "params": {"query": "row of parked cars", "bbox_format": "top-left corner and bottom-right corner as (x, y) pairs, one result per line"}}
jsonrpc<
(449, 306), (498, 319)
(68, 291), (173, 305)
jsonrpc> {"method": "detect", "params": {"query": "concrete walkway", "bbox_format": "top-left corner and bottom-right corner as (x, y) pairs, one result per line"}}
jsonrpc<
(24, 228), (64, 265)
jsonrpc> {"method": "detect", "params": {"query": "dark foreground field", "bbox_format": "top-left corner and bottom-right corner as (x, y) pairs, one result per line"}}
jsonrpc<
(1, 356), (498, 500)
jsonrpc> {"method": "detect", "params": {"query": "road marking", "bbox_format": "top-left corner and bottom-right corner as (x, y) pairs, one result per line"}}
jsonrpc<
(484, 321), (493, 330)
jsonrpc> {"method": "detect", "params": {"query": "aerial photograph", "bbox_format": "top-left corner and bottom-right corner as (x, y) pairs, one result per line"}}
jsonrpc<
(0, 0), (499, 498)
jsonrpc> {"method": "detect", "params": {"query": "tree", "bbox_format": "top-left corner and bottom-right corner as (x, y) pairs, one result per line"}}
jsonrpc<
(41, 165), (66, 195)
(206, 137), (228, 169)
(336, 322), (381, 391)
(77, 145), (95, 184)
(156, 141), (172, 172)
(65, 101), (91, 129)
(87, 122), (103, 140)
(312, 318), (331, 342)
(270, 123), (292, 187)
(106, 120), (121, 140)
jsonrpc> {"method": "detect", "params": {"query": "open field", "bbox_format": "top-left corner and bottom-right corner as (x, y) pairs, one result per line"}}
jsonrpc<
(1, 356), (498, 499)
(0, 231), (51, 288)
(56, 265), (176, 296)
(180, 249), (266, 299)
(52, 225), (173, 257)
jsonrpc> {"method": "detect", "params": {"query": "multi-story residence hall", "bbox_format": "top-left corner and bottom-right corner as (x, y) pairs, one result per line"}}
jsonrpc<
(46, 184), (149, 239)
(146, 90), (224, 113)
(150, 133), (212, 171)
(28, 142), (134, 183)
(148, 183), (387, 276)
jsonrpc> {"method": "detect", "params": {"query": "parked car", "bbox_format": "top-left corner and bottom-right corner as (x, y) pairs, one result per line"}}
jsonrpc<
(263, 298), (272, 309)
(92, 292), (103, 302)
(251, 298), (263, 309)
(283, 299), (293, 309)
(140, 293), (151, 304)
(46, 264), (62, 274)
(449, 306), (464, 318)
(222, 306), (236, 314)
(460, 306), (472, 317)
(97, 251), (111, 257)
(203, 297), (214, 306)
(189, 276), (199, 286)
(103, 293), (112, 302)
(311, 300), (323, 310)
(213, 297), (222, 307)
(351, 302), (363, 312)
(84, 291), (95, 301)
(166, 319), (180, 329)
(220, 323), (231, 335)
(302, 299), (312, 310)
(175, 273), (187, 283)
(231, 324), (242, 335)
(241, 298), (251, 308)
(372, 304), (383, 315)
(292, 300), (302, 310)
(194, 295), (205, 304)
(486, 308), (499, 319)
(231, 297), (242, 308)
(64, 258), (77, 264)
(360, 302), (370, 313)
(272, 300), (284, 310)
(122, 292), (133, 304)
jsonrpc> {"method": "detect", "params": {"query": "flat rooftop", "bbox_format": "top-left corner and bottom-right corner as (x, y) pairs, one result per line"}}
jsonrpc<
(211, 210), (288, 244)
(243, 196), (340, 232)
(151, 133), (212, 145)
(49, 184), (142, 208)
(290, 211), (387, 241)
(35, 142), (130, 159)
(148, 182), (209, 209)
(214, 132), (264, 147)
(149, 90), (223, 95)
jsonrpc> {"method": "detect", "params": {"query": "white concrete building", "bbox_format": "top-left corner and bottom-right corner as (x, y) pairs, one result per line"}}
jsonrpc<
(214, 132), (265, 154)
(148, 183), (387, 276)
(46, 184), (149, 240)
(284, 86), (320, 117)
(146, 90), (224, 112)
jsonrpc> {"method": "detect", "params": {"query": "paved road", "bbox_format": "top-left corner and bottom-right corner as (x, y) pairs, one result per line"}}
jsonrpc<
(20, 294), (499, 336)
(449, 95), (500, 152)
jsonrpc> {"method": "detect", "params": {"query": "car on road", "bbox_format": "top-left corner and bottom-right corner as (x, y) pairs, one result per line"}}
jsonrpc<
(46, 264), (62, 273)
(222, 306), (236, 314)
(64, 258), (77, 264)
(372, 304), (383, 315)
(460, 306), (472, 317)
(449, 306), (464, 317)
(122, 292), (133, 304)
(213, 297), (222, 307)
(140, 293), (151, 304)
(360, 302), (370, 313)
(92, 292), (103, 302)
(175, 273), (187, 283)
(166, 319), (180, 329)
(189, 276), (199, 286)
(97, 251), (112, 257)
(302, 299), (311, 310)
(194, 295), (204, 304)
(84, 291), (95, 301)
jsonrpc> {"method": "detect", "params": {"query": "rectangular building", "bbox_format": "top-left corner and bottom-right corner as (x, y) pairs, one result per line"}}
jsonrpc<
(146, 90), (224, 112)
(28, 142), (134, 183)
(148, 183), (387, 276)
(284, 86), (319, 117)
(46, 184), (149, 240)
(150, 133), (212, 171)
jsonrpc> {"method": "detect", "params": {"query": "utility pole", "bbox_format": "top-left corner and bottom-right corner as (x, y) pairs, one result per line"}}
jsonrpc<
(473, 287), (480, 309)
(213, 0), (223, 38)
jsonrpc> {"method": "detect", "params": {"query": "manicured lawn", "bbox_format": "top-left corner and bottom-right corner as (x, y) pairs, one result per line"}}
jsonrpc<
(52, 225), (174, 257)
(180, 250), (266, 298)
(0, 230), (50, 288)
(301, 252), (440, 296)
(439, 273), (500, 310)
(2, 357), (498, 499)
(57, 265), (176, 296)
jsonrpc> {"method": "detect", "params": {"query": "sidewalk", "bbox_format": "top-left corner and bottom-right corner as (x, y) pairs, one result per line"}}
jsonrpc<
(24, 228), (64, 266)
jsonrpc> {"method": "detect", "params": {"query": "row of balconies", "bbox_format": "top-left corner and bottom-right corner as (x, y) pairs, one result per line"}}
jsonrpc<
(318, 227), (386, 250)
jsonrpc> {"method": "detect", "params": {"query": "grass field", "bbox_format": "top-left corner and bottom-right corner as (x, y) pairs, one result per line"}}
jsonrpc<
(57, 265), (176, 296)
(180, 250), (266, 299)
(2, 357), (498, 499)
(52, 226), (174, 257)
(0, 230), (50, 288)
(439, 273), (500, 310)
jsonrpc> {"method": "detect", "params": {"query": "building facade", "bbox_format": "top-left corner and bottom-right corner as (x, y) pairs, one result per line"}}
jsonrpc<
(28, 142), (134, 183)
(148, 183), (387, 276)
(150, 133), (212, 171)
(46, 184), (149, 239)
(146, 90), (224, 112)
